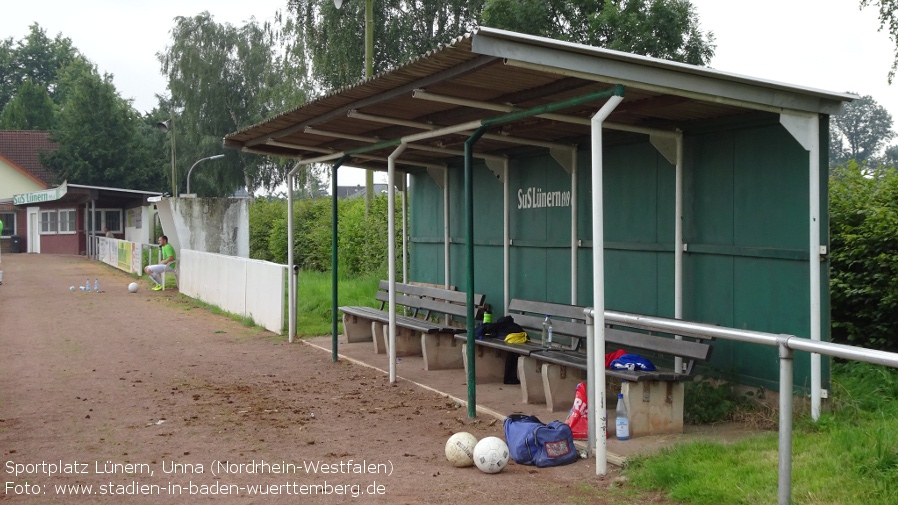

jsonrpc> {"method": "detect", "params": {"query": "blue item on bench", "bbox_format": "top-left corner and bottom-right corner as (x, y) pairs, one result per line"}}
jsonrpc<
(503, 414), (579, 467)
(610, 353), (656, 371)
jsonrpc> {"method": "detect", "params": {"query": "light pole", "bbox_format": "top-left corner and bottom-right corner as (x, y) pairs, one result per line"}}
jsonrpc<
(335, 0), (375, 212)
(156, 113), (176, 196)
(186, 155), (225, 196)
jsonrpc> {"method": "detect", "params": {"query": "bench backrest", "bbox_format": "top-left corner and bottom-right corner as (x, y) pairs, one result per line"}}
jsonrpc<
(375, 280), (485, 320)
(508, 298), (712, 374)
(605, 326), (712, 375)
(508, 299), (588, 350)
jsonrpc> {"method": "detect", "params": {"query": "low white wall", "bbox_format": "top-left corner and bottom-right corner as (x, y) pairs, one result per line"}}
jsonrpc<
(179, 249), (286, 335)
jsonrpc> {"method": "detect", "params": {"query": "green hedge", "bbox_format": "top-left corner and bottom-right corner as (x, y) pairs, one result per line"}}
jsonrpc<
(249, 194), (400, 276)
(830, 162), (898, 351)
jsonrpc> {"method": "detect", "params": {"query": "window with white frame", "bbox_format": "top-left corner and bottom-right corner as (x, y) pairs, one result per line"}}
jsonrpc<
(40, 210), (58, 233)
(88, 209), (123, 233)
(58, 209), (76, 234)
(40, 209), (76, 235)
(0, 212), (14, 237)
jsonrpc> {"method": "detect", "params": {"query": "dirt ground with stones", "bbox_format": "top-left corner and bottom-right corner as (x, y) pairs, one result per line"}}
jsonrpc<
(0, 254), (680, 504)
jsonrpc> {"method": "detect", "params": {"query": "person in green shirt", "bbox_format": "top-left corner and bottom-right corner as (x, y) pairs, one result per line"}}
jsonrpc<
(145, 235), (176, 291)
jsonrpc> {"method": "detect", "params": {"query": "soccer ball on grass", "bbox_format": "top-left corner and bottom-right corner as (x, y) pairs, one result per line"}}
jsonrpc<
(445, 432), (478, 467)
(472, 436), (509, 474)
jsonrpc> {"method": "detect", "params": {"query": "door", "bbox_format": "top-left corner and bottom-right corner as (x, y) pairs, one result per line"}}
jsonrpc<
(27, 207), (39, 253)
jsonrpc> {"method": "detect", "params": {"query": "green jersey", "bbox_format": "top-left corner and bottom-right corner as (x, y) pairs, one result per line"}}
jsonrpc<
(161, 243), (176, 267)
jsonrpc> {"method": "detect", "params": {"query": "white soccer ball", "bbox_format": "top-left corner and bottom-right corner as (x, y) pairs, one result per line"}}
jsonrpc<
(445, 432), (478, 467)
(128, 282), (139, 293)
(472, 436), (509, 474)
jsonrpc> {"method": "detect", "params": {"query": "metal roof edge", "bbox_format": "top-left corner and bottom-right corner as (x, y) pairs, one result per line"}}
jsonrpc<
(472, 27), (857, 114)
(67, 183), (163, 196)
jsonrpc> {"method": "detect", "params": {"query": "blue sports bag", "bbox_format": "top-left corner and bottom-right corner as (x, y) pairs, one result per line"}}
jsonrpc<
(503, 414), (579, 467)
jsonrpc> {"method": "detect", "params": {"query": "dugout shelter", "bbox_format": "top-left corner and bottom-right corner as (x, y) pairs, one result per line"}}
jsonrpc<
(224, 28), (855, 417)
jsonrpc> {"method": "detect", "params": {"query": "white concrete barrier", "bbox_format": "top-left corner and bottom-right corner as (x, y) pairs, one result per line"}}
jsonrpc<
(179, 249), (286, 335)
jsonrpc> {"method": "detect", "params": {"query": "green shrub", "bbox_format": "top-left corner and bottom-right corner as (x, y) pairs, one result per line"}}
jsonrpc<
(683, 379), (753, 425)
(248, 198), (286, 261)
(829, 162), (898, 351)
(249, 194), (401, 276)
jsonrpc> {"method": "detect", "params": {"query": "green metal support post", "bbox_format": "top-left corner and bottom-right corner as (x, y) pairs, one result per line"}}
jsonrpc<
(332, 156), (348, 362)
(464, 126), (489, 418)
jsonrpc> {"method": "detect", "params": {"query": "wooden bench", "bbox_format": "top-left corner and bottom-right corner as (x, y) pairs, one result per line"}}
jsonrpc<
(459, 298), (713, 437)
(455, 299), (586, 390)
(339, 281), (485, 370)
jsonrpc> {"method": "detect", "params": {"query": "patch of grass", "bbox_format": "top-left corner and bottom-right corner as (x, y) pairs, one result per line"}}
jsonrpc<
(177, 295), (259, 329)
(626, 362), (898, 504)
(292, 269), (382, 337)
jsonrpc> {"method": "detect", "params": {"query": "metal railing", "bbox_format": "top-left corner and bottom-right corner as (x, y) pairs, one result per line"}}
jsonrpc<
(584, 309), (898, 505)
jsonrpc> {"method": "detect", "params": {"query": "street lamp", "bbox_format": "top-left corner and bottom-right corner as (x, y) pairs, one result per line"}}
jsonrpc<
(335, 0), (375, 212)
(186, 154), (225, 196)
(156, 114), (177, 196)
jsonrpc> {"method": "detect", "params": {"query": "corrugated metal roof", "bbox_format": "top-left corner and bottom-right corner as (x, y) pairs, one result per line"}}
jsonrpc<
(224, 28), (856, 172)
(0, 130), (58, 186)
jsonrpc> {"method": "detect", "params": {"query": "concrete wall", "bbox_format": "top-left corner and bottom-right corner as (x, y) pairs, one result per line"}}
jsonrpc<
(179, 249), (286, 334)
(156, 197), (249, 258)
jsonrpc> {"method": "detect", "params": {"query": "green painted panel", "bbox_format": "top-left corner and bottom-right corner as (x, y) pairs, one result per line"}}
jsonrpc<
(511, 246), (548, 302)
(407, 117), (828, 392)
(733, 125), (808, 250)
(605, 249), (658, 313)
(656, 252), (675, 318)
(731, 257), (809, 388)
(604, 142), (659, 243)
(547, 248), (572, 303)
(687, 131), (734, 245)
(410, 243), (445, 283)
(409, 170), (443, 238)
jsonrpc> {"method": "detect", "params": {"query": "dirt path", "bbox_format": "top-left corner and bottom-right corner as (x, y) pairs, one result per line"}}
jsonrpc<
(0, 254), (676, 504)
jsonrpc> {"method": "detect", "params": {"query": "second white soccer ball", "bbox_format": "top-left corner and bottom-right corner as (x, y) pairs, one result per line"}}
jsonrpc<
(472, 436), (509, 474)
(445, 432), (478, 467)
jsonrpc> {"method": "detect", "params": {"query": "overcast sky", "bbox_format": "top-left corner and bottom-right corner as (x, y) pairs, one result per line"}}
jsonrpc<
(2, 0), (896, 184)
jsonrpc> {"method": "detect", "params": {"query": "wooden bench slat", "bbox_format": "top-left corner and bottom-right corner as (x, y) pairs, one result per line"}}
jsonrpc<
(376, 291), (478, 319)
(376, 280), (484, 307)
(605, 327), (711, 362)
(509, 299), (589, 321)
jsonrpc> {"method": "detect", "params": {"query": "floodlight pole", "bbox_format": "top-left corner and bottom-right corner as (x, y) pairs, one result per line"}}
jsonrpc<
(186, 155), (225, 195)
(335, 0), (375, 213)
(156, 109), (177, 196)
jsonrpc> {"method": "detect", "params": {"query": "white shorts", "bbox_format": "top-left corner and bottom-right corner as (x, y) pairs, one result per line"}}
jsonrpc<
(147, 264), (175, 275)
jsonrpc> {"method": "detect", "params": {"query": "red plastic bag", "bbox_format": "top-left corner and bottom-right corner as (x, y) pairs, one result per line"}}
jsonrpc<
(565, 381), (588, 439)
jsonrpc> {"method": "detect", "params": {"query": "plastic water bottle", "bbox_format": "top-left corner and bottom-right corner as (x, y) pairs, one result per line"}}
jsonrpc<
(541, 315), (553, 348)
(615, 392), (630, 441)
(94, 278), (99, 293)
(85, 279), (91, 293)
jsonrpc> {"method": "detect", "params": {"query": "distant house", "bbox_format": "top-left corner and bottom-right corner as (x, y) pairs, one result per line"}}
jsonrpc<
(336, 183), (389, 199)
(0, 130), (161, 255)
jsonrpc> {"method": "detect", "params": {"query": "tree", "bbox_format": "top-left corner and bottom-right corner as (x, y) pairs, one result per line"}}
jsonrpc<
(885, 144), (898, 166)
(861, 0), (898, 83)
(0, 78), (56, 130)
(830, 94), (895, 165)
(43, 62), (162, 190)
(158, 12), (309, 196)
(830, 160), (898, 351)
(0, 24), (80, 112)
(288, 0), (714, 93)
(288, 0), (484, 90)
(481, 0), (715, 65)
